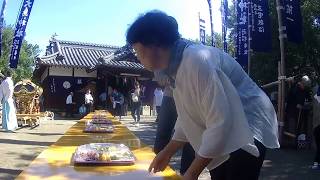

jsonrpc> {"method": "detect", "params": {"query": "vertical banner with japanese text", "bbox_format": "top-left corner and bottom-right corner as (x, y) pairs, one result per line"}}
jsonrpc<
(199, 17), (206, 44)
(250, 0), (272, 52)
(283, 0), (303, 43)
(9, 0), (35, 68)
(222, 0), (228, 52)
(0, 0), (7, 57)
(236, 0), (249, 70)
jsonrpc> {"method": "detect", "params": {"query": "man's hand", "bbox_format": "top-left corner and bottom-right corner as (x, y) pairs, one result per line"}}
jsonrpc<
(148, 149), (171, 173)
(182, 155), (212, 180)
(148, 140), (186, 173)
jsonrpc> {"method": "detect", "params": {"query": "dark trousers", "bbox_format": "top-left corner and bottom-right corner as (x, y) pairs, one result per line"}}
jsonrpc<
(314, 125), (320, 163)
(114, 103), (122, 118)
(154, 96), (195, 175)
(209, 139), (266, 180)
(131, 102), (141, 122)
(155, 106), (161, 122)
(85, 103), (93, 114)
(66, 104), (73, 117)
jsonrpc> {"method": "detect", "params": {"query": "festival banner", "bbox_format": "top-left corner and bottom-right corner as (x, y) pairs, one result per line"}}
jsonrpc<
(236, 0), (249, 70)
(283, 0), (303, 43)
(9, 0), (35, 68)
(222, 0), (228, 52)
(250, 0), (272, 52)
(0, 0), (8, 57)
(199, 17), (206, 44)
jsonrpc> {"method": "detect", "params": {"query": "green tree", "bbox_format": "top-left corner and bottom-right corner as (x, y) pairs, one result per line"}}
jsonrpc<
(0, 26), (40, 82)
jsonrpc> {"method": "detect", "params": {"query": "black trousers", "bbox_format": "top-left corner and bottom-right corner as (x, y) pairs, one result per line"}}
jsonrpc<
(153, 96), (195, 175)
(66, 104), (73, 117)
(85, 103), (93, 114)
(155, 106), (161, 122)
(210, 139), (266, 180)
(131, 102), (141, 122)
(314, 125), (320, 163)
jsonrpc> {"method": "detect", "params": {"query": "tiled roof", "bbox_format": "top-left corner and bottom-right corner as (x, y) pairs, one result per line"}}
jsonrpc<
(36, 39), (119, 68)
(98, 45), (145, 70)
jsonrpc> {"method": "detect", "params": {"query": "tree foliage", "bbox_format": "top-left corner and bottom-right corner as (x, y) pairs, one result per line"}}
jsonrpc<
(0, 26), (40, 82)
(193, 0), (320, 86)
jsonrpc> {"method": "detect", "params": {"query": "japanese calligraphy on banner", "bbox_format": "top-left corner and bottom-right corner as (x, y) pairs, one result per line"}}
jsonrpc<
(283, 0), (303, 43)
(9, 0), (35, 68)
(199, 18), (206, 44)
(250, 0), (272, 52)
(236, 0), (249, 70)
(222, 0), (228, 52)
(0, 0), (7, 57)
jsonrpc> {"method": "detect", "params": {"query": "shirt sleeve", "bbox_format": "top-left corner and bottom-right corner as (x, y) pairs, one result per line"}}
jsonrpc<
(172, 117), (188, 142)
(192, 56), (254, 159)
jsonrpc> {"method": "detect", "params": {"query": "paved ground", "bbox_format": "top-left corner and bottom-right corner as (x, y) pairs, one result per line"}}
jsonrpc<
(1, 115), (319, 180)
(0, 119), (77, 180)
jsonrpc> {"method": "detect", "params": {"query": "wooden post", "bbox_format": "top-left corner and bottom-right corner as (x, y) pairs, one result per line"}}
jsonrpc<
(275, 0), (287, 144)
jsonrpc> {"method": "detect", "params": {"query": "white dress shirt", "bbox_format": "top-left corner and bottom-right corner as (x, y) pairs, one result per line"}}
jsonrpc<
(66, 95), (72, 104)
(85, 93), (93, 104)
(154, 89), (164, 107)
(171, 44), (279, 170)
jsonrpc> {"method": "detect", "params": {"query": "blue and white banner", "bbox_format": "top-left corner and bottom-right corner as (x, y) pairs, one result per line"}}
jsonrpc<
(283, 0), (303, 43)
(221, 0), (228, 52)
(199, 17), (206, 44)
(250, 0), (272, 52)
(9, 0), (35, 68)
(0, 0), (7, 57)
(236, 0), (249, 70)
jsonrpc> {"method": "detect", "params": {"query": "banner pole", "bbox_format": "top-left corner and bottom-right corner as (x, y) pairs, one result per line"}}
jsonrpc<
(275, 0), (286, 144)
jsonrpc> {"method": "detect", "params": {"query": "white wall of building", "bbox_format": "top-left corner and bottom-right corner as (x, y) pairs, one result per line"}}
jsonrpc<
(74, 68), (97, 78)
(49, 67), (73, 77)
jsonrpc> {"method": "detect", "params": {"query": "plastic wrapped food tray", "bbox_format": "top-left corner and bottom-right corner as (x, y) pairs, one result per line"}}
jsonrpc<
(73, 143), (135, 165)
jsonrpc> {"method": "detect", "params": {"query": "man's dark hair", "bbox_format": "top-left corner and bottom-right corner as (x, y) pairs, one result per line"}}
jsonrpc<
(126, 10), (180, 47)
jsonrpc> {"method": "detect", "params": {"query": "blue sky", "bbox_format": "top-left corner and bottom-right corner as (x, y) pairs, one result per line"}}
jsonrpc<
(4, 0), (224, 54)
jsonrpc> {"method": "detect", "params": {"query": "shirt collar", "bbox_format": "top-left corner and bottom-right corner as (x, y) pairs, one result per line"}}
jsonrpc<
(162, 38), (193, 88)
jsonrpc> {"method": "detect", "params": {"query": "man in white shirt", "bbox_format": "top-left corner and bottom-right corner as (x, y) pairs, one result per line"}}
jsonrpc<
(66, 92), (74, 117)
(153, 87), (163, 121)
(85, 90), (94, 114)
(127, 11), (279, 180)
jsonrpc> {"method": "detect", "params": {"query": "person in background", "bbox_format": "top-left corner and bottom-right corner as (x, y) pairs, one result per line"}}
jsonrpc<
(312, 86), (320, 170)
(154, 71), (195, 175)
(66, 92), (74, 117)
(85, 89), (94, 114)
(153, 87), (163, 122)
(0, 69), (18, 132)
(111, 88), (124, 120)
(107, 86), (113, 110)
(127, 11), (279, 179)
(286, 76), (312, 142)
(99, 90), (107, 109)
(79, 104), (86, 116)
(131, 82), (142, 126)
